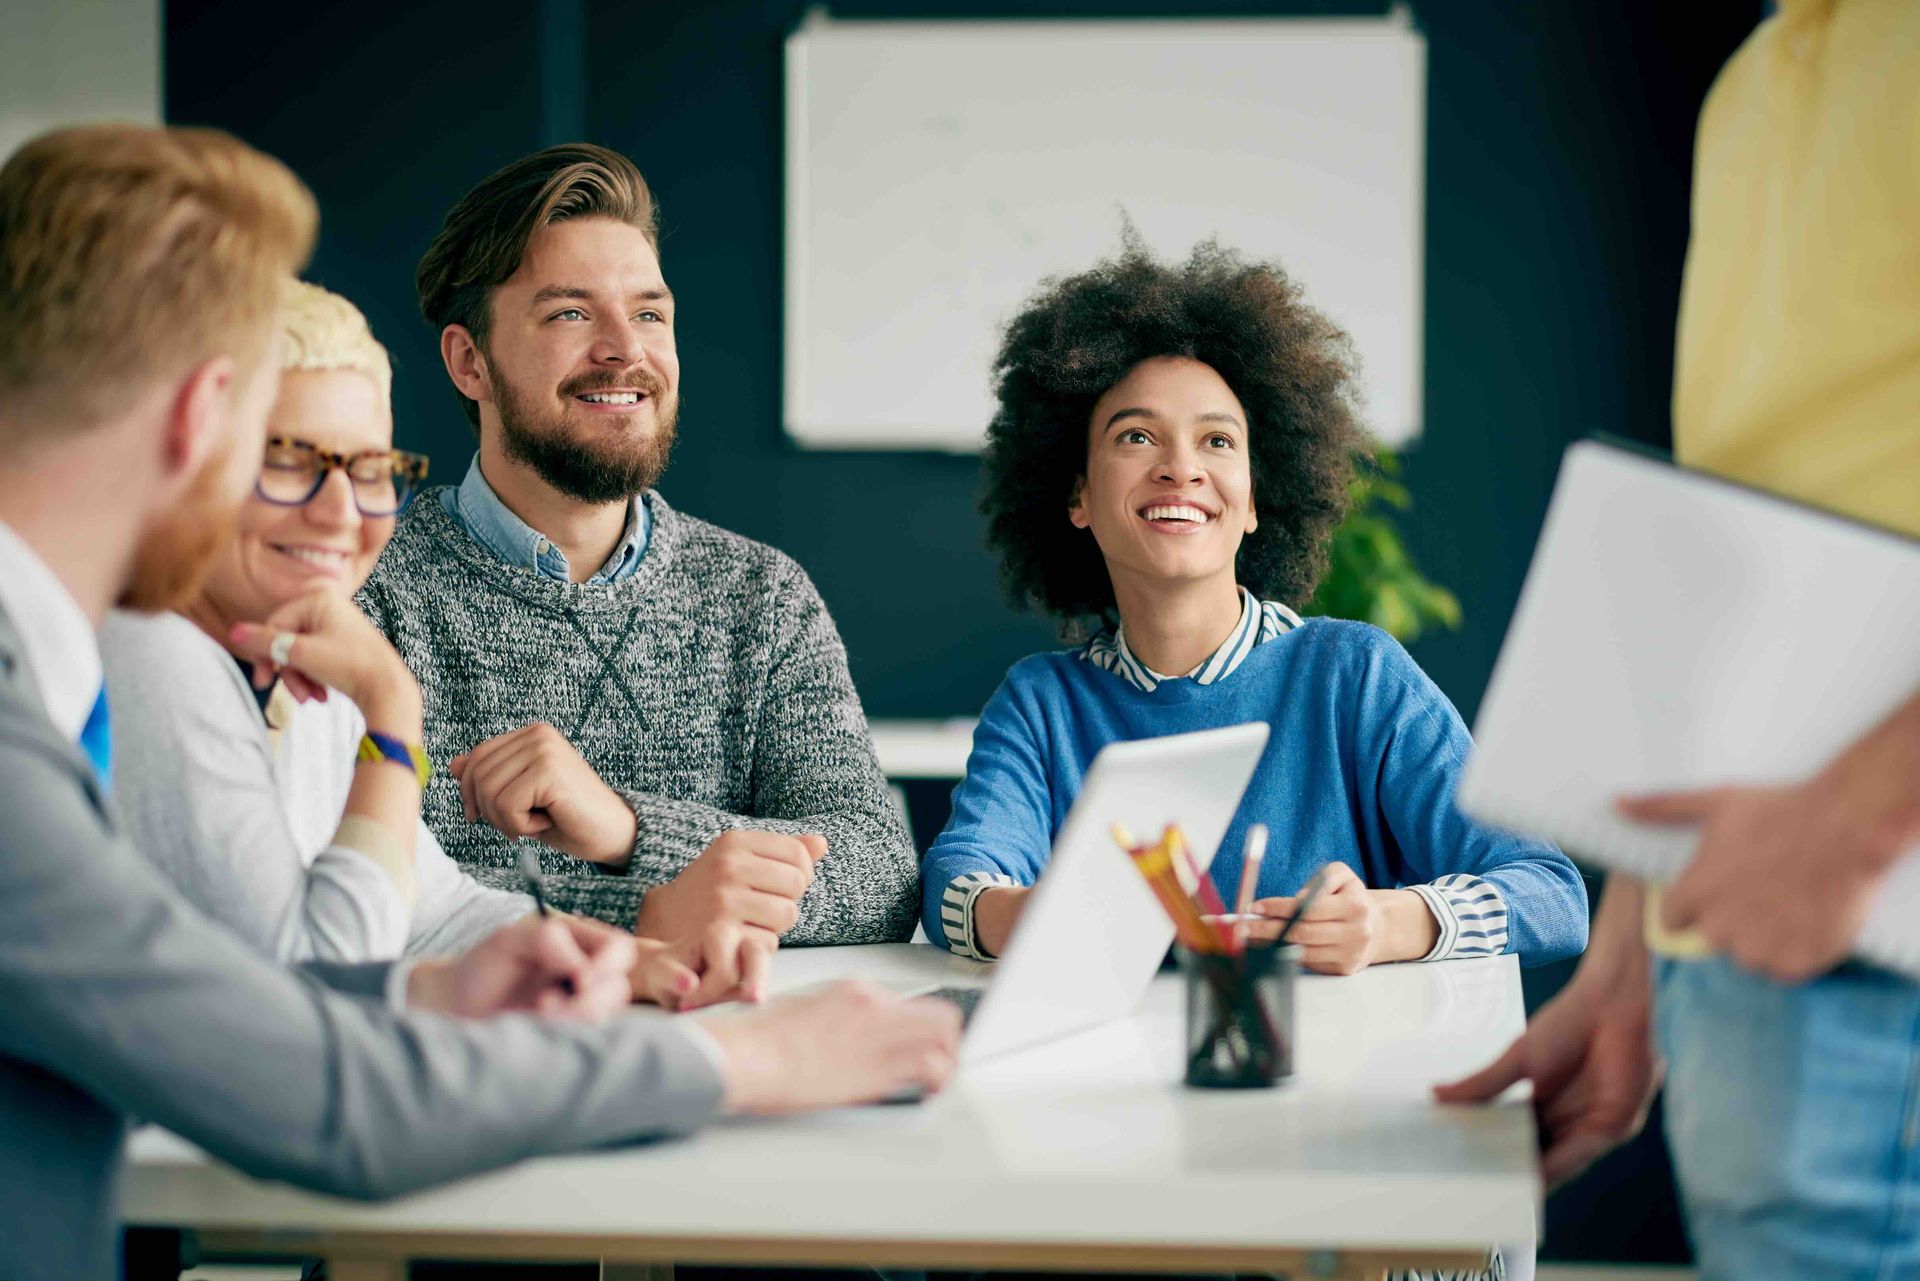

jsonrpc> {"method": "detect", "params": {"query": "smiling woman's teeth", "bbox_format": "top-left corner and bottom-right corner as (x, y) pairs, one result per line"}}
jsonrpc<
(1142, 505), (1212, 524)
(277, 546), (347, 568)
(579, 391), (640, 405)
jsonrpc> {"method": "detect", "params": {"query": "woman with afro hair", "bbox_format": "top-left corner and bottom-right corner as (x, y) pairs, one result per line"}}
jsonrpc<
(923, 240), (1587, 976)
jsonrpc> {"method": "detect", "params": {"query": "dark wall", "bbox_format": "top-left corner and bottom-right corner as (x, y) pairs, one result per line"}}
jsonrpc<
(166, 0), (1756, 1261)
(167, 0), (1755, 726)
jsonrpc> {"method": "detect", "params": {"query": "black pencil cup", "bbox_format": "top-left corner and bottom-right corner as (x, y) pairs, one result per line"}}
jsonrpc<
(1178, 943), (1298, 1088)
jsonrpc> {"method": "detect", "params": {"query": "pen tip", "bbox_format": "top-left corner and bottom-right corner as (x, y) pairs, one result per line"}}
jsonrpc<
(1245, 824), (1268, 862)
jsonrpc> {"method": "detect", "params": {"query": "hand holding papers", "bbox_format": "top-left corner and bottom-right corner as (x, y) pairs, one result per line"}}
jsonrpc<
(1460, 439), (1920, 980)
(1619, 690), (1920, 982)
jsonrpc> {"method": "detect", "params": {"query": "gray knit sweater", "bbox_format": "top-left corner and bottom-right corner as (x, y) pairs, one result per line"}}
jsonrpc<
(356, 488), (917, 943)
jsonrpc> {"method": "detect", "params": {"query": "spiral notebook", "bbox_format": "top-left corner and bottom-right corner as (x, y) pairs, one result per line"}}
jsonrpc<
(1458, 438), (1920, 979)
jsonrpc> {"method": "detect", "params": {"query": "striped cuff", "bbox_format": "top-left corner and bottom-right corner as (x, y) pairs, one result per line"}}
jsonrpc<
(1392, 1241), (1505, 1281)
(939, 871), (1019, 960)
(1408, 875), (1509, 962)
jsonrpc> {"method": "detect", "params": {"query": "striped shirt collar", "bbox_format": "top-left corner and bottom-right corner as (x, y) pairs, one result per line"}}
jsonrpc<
(1083, 587), (1302, 693)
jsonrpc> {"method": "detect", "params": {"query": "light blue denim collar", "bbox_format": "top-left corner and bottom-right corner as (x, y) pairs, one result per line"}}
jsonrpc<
(441, 453), (649, 585)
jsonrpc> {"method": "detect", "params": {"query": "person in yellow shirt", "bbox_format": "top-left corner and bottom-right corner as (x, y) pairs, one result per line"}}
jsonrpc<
(1438, 2), (1920, 1277)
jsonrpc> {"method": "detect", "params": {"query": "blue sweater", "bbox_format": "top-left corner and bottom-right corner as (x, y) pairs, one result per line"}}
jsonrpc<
(923, 619), (1587, 966)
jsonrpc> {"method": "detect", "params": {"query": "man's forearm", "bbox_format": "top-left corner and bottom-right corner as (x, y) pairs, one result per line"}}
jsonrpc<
(619, 787), (916, 946)
(614, 788), (740, 881)
(786, 813), (917, 945)
(533, 867), (651, 930)
(1583, 876), (1652, 987)
(1816, 687), (1920, 871)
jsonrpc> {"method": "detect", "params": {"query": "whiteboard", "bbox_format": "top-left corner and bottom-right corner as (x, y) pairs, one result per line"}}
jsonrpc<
(784, 10), (1426, 452)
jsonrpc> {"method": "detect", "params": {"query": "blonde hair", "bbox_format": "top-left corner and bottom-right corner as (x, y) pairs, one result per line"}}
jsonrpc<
(0, 123), (317, 438)
(281, 280), (391, 401)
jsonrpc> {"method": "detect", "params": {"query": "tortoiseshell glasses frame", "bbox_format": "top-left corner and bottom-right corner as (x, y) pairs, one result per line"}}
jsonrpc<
(254, 436), (429, 517)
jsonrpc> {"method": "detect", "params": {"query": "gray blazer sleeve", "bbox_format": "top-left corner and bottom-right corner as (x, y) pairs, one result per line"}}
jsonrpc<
(0, 720), (725, 1200)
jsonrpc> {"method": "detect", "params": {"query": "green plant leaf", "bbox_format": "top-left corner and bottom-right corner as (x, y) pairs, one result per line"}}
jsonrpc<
(1367, 584), (1417, 637)
(1308, 447), (1462, 643)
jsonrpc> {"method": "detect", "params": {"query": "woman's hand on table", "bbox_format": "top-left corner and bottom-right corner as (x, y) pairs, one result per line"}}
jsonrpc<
(628, 829), (826, 1005)
(1242, 862), (1438, 974)
(655, 919), (780, 1011)
(620, 935), (704, 1011)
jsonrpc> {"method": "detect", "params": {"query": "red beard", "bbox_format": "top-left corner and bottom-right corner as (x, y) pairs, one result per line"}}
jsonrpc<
(118, 439), (244, 614)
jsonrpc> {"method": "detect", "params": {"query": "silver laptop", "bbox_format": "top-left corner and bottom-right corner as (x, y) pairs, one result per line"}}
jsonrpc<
(915, 721), (1269, 1067)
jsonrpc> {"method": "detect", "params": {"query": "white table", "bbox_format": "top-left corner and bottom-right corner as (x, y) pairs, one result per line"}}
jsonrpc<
(126, 944), (1538, 1279)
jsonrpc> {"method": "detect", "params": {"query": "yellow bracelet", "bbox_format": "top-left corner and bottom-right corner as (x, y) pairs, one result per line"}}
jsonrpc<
(356, 731), (432, 792)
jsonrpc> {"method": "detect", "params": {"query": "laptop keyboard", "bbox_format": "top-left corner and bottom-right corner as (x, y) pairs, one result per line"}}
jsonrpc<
(870, 986), (987, 1106)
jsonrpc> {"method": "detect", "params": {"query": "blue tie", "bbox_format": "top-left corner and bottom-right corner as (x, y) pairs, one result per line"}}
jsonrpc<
(78, 684), (112, 790)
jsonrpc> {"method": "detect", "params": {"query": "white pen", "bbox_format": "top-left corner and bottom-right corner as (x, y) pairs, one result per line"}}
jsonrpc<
(1226, 824), (1268, 949)
(1233, 823), (1268, 917)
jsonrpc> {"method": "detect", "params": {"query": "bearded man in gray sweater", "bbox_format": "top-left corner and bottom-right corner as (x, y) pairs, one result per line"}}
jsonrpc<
(359, 145), (917, 1002)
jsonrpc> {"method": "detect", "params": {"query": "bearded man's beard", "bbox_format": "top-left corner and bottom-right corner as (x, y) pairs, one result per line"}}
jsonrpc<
(119, 438), (245, 613)
(494, 366), (679, 505)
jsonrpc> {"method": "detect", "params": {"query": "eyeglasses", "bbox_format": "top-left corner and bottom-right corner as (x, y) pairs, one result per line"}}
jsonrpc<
(255, 436), (429, 517)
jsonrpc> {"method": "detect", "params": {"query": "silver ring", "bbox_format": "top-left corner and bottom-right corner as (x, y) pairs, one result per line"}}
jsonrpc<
(269, 631), (297, 667)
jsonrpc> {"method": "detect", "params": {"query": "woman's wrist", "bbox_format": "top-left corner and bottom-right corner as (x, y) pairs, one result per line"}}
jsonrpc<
(973, 886), (1029, 958)
(1377, 888), (1441, 964)
(357, 666), (423, 741)
(358, 700), (423, 743)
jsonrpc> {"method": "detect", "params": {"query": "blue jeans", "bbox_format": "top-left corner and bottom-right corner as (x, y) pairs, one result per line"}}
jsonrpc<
(1655, 955), (1920, 1280)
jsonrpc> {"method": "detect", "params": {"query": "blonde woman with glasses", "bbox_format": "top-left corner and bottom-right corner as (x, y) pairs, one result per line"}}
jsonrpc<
(102, 281), (700, 1008)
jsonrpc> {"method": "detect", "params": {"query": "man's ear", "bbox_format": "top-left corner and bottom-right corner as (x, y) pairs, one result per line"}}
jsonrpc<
(1245, 500), (1258, 535)
(162, 355), (238, 481)
(1067, 476), (1091, 530)
(441, 325), (493, 405)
